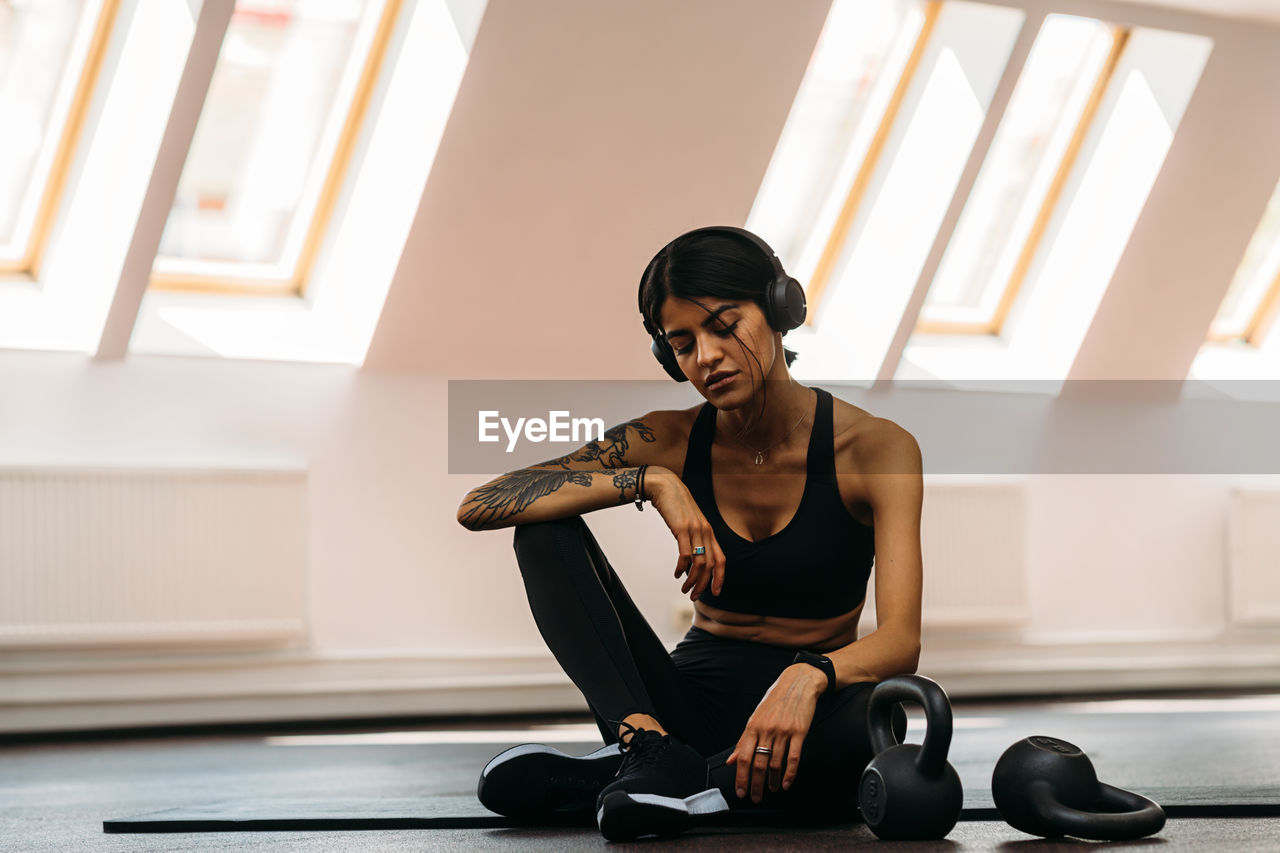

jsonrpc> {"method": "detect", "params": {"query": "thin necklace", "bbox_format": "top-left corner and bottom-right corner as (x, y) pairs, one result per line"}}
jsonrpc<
(732, 401), (807, 465)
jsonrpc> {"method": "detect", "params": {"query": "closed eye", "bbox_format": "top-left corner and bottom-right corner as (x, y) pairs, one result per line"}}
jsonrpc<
(673, 322), (739, 356)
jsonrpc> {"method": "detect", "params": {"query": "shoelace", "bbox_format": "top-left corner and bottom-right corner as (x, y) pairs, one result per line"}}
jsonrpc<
(610, 720), (669, 774)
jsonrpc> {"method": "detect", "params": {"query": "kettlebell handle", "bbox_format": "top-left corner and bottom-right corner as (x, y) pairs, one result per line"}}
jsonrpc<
(867, 675), (954, 778)
(1029, 779), (1167, 841)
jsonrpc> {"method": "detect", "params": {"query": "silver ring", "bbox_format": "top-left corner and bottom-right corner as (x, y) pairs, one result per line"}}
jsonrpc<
(692, 546), (706, 556)
(754, 746), (773, 755)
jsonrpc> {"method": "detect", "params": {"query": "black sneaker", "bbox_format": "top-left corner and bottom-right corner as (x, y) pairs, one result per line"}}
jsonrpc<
(595, 726), (729, 841)
(477, 742), (623, 823)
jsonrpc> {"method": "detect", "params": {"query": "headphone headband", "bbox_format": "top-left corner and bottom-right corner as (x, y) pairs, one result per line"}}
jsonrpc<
(637, 225), (806, 382)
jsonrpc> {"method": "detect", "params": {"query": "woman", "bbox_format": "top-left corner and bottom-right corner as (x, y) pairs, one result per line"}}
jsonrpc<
(456, 226), (924, 841)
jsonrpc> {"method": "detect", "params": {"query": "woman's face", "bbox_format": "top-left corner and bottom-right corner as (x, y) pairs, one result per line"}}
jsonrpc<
(658, 296), (776, 403)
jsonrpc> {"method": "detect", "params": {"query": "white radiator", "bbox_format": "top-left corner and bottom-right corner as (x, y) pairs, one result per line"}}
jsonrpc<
(0, 466), (308, 648)
(918, 478), (1029, 628)
(1227, 489), (1280, 626)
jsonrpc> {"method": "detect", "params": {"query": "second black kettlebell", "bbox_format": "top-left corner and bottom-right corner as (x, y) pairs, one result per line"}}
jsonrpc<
(858, 674), (963, 840)
(992, 736), (1166, 841)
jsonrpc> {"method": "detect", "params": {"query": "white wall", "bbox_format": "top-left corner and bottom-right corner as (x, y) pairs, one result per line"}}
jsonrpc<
(3, 357), (1277, 731)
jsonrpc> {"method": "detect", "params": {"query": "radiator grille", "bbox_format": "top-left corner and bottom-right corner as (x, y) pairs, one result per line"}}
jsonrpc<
(0, 467), (307, 648)
(919, 479), (1029, 627)
(1227, 489), (1280, 626)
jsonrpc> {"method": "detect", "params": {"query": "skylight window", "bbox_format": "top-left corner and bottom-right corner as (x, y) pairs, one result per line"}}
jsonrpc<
(151, 0), (400, 295)
(1208, 178), (1280, 346)
(916, 14), (1120, 334)
(899, 23), (1212, 381)
(0, 0), (117, 275)
(748, 0), (930, 287)
(749, 0), (1213, 382)
(751, 0), (1027, 380)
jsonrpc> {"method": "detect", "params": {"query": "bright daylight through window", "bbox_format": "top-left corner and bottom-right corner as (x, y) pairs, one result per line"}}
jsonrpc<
(917, 14), (1118, 334)
(0, 0), (113, 275)
(151, 0), (393, 295)
(1209, 178), (1280, 347)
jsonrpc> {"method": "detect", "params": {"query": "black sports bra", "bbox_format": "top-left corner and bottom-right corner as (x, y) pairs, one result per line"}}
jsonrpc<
(683, 387), (874, 619)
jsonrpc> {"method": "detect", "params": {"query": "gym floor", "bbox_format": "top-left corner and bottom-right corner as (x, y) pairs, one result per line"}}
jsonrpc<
(3, 692), (1278, 851)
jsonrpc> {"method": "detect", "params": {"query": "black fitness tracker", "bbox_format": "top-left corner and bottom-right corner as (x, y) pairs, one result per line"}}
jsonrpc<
(792, 650), (836, 694)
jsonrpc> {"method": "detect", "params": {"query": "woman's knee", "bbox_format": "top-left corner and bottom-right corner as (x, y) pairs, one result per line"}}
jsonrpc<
(809, 680), (909, 755)
(511, 515), (588, 570)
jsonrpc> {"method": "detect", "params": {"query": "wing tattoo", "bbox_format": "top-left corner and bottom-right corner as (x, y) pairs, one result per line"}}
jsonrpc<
(458, 467), (595, 528)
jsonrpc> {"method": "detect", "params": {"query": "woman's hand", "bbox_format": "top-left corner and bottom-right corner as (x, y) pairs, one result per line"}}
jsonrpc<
(726, 664), (827, 803)
(646, 468), (725, 600)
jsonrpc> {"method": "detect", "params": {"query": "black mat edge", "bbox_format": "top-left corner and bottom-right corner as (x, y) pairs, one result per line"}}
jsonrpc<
(104, 817), (514, 833)
(102, 803), (1280, 833)
(102, 812), (846, 834)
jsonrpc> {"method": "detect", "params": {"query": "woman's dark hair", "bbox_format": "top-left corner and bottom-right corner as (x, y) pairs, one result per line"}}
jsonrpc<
(639, 229), (800, 433)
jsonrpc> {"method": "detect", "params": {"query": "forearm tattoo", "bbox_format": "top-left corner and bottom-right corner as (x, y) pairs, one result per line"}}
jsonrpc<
(459, 418), (657, 526)
(538, 418), (656, 469)
(459, 467), (595, 528)
(612, 468), (639, 505)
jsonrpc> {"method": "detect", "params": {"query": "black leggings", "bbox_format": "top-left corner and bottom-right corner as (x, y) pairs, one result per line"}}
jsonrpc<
(512, 515), (905, 813)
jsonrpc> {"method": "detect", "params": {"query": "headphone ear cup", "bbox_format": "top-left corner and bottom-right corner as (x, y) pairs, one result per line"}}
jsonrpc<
(768, 275), (807, 332)
(651, 336), (689, 382)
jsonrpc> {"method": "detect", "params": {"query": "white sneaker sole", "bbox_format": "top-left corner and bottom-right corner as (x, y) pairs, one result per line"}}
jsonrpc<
(596, 788), (730, 840)
(481, 742), (620, 779)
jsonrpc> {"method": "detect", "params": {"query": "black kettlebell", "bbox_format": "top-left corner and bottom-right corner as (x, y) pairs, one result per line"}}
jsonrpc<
(992, 736), (1166, 841)
(858, 675), (963, 840)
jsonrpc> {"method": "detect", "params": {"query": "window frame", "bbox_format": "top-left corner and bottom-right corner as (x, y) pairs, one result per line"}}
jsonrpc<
(1243, 281), (1280, 345)
(914, 23), (1131, 337)
(801, 0), (942, 328)
(1206, 273), (1280, 347)
(1206, 184), (1280, 347)
(147, 0), (404, 298)
(0, 0), (121, 278)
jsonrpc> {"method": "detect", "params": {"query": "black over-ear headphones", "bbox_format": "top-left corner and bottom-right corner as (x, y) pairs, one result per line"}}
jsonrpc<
(637, 226), (806, 382)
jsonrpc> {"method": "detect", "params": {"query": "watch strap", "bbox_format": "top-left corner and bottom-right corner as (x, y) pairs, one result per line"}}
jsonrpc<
(793, 650), (836, 694)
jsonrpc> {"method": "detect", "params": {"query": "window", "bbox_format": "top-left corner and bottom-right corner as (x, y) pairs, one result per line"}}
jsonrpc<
(750, 0), (1028, 381)
(0, 0), (118, 275)
(750, 0), (1212, 382)
(756, 0), (1029, 339)
(900, 22), (1212, 381)
(1208, 178), (1280, 346)
(916, 15), (1121, 334)
(150, 0), (401, 295)
(748, 0), (930, 287)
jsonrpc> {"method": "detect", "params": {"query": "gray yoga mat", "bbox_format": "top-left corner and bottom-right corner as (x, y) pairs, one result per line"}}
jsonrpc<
(103, 787), (1280, 832)
(103, 700), (1280, 832)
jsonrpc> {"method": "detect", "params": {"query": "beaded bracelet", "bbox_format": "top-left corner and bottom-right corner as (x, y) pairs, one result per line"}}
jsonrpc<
(633, 464), (648, 511)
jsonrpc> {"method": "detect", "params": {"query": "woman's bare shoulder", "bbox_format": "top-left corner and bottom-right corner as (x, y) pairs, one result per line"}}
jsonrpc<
(639, 405), (703, 470)
(630, 404), (702, 437)
(829, 393), (921, 472)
